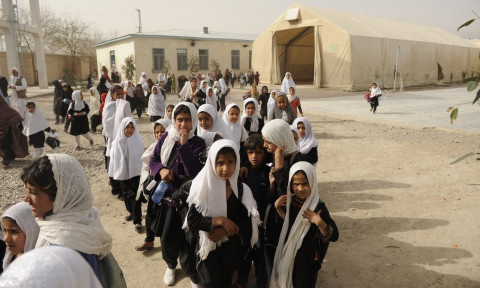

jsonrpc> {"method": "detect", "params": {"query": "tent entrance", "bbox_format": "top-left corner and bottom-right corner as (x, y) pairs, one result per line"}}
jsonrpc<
(275, 26), (315, 84)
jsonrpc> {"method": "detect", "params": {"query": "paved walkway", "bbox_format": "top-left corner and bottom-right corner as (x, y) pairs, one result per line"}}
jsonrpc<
(301, 87), (480, 133)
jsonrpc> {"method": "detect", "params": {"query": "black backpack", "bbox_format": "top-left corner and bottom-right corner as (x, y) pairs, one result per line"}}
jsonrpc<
(173, 179), (244, 244)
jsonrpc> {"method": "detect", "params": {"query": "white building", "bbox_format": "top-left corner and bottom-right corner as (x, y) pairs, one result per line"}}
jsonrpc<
(93, 28), (256, 82)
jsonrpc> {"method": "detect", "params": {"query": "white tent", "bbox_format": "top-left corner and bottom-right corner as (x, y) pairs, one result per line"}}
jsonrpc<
(252, 3), (480, 90)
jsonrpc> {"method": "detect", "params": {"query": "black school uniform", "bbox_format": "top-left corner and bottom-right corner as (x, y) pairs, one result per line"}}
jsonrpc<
(29, 128), (50, 148)
(187, 193), (252, 287)
(303, 146), (318, 166)
(280, 199), (339, 288)
(243, 117), (264, 136)
(68, 102), (90, 136)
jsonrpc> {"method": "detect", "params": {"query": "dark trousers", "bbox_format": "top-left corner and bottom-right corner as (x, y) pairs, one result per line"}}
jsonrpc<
(1, 127), (15, 165)
(370, 96), (379, 112)
(237, 244), (268, 288)
(219, 94), (226, 111)
(144, 196), (157, 243)
(121, 176), (142, 224)
(150, 115), (162, 122)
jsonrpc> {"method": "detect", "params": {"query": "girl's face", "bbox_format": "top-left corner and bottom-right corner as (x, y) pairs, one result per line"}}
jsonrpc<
(191, 80), (197, 89)
(245, 102), (256, 117)
(175, 112), (193, 133)
(124, 122), (135, 137)
(251, 85), (257, 92)
(271, 92), (276, 99)
(152, 87), (158, 94)
(127, 82), (132, 87)
(208, 89), (213, 97)
(291, 172), (311, 201)
(262, 87), (268, 93)
(24, 184), (54, 218)
(154, 124), (166, 140)
(202, 82), (206, 88)
(166, 107), (174, 119)
(2, 218), (26, 257)
(215, 152), (236, 181)
(113, 88), (124, 100)
(26, 105), (35, 114)
(228, 107), (240, 123)
(262, 136), (278, 153)
(292, 131), (299, 145)
(277, 97), (287, 110)
(136, 86), (142, 91)
(90, 90), (94, 96)
(289, 87), (295, 96)
(62, 86), (68, 91)
(297, 122), (306, 138)
(372, 83), (377, 88)
(286, 73), (291, 80)
(198, 112), (213, 131)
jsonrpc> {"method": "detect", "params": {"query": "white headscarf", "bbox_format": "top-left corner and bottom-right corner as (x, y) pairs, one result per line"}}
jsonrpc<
(262, 119), (299, 156)
(178, 79), (198, 102)
(183, 139), (260, 260)
(102, 90), (112, 116)
(205, 86), (218, 107)
(281, 72), (296, 94)
(200, 80), (208, 94)
(241, 98), (262, 133)
(102, 100), (116, 138)
(148, 86), (166, 117)
(35, 154), (113, 259)
(292, 117), (318, 154)
(108, 117), (144, 180)
(68, 90), (85, 111)
(270, 162), (320, 288)
(138, 72), (147, 85)
(267, 90), (277, 119)
(160, 102), (198, 164)
(2, 202), (40, 270)
(113, 99), (132, 142)
(22, 102), (49, 136)
(201, 131), (220, 147)
(222, 103), (247, 146)
(89, 87), (100, 114)
(136, 119), (172, 200)
(197, 104), (234, 142)
(157, 73), (165, 83)
(0, 246), (102, 288)
(370, 82), (382, 97)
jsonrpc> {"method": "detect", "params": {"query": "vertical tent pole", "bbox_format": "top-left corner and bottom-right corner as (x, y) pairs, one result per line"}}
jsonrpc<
(393, 45), (400, 93)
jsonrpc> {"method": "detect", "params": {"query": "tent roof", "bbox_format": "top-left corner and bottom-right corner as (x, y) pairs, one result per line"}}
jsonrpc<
(275, 3), (476, 48)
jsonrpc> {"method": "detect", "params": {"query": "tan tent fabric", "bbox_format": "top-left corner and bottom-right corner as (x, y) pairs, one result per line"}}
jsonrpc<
(252, 3), (480, 90)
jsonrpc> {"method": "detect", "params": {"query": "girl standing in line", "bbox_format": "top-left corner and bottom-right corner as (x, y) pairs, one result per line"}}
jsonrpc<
(149, 102), (205, 286)
(67, 90), (94, 150)
(241, 98), (264, 136)
(1, 202), (39, 270)
(184, 139), (260, 287)
(281, 72), (296, 94)
(292, 117), (318, 166)
(148, 86), (166, 122)
(222, 104), (248, 148)
(197, 104), (234, 142)
(271, 162), (338, 288)
(267, 90), (277, 122)
(268, 92), (297, 125)
(109, 117), (144, 233)
(287, 87), (303, 117)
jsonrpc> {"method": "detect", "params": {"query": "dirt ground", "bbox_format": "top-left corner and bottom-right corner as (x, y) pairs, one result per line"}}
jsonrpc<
(1, 87), (479, 287)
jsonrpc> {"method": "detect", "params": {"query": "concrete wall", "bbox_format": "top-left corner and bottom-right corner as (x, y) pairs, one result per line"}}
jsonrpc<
(0, 52), (92, 85)
(95, 36), (253, 82)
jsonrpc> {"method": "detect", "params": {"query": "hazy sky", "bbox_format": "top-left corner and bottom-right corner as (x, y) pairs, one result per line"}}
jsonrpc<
(34, 0), (480, 39)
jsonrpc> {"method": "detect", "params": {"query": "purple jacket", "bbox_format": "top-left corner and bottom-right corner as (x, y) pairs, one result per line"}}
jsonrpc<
(149, 131), (206, 196)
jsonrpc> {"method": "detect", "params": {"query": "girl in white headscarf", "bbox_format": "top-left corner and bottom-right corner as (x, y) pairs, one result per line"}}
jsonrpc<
(261, 119), (305, 267)
(2, 202), (39, 270)
(109, 117), (144, 232)
(292, 117), (318, 166)
(179, 77), (201, 108)
(197, 104), (234, 142)
(22, 101), (51, 159)
(270, 162), (338, 288)
(241, 98), (264, 136)
(205, 86), (218, 107)
(267, 90), (277, 121)
(369, 82), (382, 113)
(184, 139), (260, 287)
(67, 90), (94, 150)
(134, 118), (171, 252)
(281, 72), (296, 94)
(21, 154), (125, 287)
(0, 246), (103, 288)
(148, 86), (166, 122)
(138, 72), (148, 85)
(149, 102), (206, 286)
(89, 87), (100, 115)
(222, 103), (248, 147)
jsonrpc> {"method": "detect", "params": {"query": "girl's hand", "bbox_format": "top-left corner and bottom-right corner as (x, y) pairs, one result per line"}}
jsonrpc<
(302, 209), (325, 228)
(274, 195), (287, 210)
(268, 171), (275, 185)
(179, 129), (189, 145)
(159, 168), (174, 183)
(221, 218), (239, 236)
(274, 147), (285, 169)
(208, 227), (227, 242)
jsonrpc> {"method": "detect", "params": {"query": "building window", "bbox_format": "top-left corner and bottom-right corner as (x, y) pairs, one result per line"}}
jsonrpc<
(231, 50), (240, 70)
(249, 50), (252, 70)
(199, 49), (209, 70)
(177, 48), (188, 71)
(153, 48), (165, 71)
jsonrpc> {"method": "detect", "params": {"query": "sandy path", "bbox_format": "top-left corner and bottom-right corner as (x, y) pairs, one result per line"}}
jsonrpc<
(1, 88), (479, 287)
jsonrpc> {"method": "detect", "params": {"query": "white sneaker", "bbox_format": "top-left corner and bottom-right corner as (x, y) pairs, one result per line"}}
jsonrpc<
(190, 280), (203, 288)
(164, 268), (176, 286)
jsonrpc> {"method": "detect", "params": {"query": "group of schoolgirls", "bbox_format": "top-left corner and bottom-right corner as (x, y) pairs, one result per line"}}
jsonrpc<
(101, 76), (337, 287)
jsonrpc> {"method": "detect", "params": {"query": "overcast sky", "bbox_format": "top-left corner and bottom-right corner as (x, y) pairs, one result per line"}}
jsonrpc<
(34, 0), (480, 39)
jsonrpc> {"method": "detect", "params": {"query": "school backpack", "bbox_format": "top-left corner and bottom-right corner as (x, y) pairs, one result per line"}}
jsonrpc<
(172, 179), (244, 244)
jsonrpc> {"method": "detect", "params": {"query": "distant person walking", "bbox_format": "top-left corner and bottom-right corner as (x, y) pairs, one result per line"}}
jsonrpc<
(9, 67), (28, 118)
(368, 82), (382, 113)
(281, 72), (296, 94)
